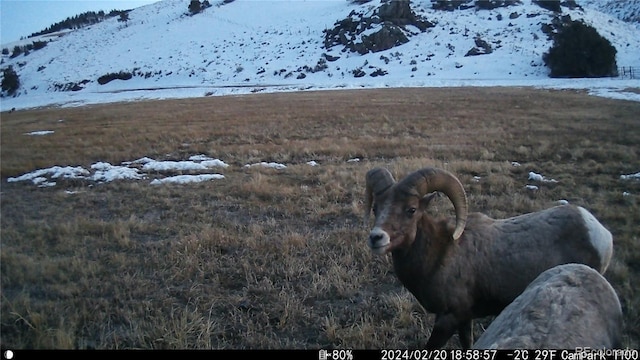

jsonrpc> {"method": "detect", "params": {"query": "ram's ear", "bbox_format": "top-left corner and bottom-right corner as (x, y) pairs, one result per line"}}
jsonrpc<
(420, 192), (439, 209)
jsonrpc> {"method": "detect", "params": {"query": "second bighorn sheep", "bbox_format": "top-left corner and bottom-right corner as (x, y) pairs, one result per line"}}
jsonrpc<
(364, 167), (613, 349)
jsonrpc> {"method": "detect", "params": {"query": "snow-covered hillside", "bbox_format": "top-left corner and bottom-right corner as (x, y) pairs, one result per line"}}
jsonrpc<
(581, 0), (640, 23)
(1, 0), (639, 110)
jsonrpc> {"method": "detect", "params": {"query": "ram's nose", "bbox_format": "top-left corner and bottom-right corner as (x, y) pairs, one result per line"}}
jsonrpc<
(368, 228), (390, 255)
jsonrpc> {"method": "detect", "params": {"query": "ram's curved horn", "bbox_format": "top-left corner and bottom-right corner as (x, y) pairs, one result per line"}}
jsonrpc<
(398, 167), (468, 240)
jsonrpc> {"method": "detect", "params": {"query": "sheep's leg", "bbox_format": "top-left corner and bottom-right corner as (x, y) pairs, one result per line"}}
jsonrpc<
(457, 320), (473, 349)
(426, 314), (460, 350)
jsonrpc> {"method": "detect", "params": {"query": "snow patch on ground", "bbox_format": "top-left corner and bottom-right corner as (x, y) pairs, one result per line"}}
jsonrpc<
(150, 174), (224, 185)
(7, 155), (230, 187)
(25, 130), (55, 136)
(244, 162), (287, 170)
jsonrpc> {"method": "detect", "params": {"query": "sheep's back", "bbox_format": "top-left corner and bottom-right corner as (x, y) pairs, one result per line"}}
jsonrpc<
(456, 205), (611, 312)
(490, 205), (611, 272)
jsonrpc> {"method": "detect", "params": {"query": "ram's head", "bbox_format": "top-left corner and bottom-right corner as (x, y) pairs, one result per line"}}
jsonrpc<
(364, 167), (468, 254)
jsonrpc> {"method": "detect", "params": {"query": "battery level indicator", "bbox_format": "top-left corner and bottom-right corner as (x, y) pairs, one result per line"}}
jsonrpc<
(319, 349), (328, 360)
(319, 350), (354, 360)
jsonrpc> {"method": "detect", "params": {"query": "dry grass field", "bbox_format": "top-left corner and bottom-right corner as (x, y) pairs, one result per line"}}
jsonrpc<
(1, 87), (639, 349)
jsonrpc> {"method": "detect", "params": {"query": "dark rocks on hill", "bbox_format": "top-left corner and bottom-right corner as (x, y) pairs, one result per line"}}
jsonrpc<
(353, 25), (410, 54)
(323, 53), (341, 62)
(541, 14), (573, 39)
(52, 79), (90, 92)
(431, 0), (521, 11)
(465, 37), (493, 56)
(533, 0), (561, 12)
(474, 0), (521, 10)
(431, 0), (474, 11)
(323, 0), (434, 55)
(377, 0), (432, 31)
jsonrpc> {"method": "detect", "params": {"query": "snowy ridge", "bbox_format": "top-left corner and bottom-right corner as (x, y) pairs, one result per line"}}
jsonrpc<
(580, 0), (640, 23)
(1, 0), (639, 110)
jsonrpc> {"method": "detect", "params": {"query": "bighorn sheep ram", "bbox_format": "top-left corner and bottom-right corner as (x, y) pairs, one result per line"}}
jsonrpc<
(473, 263), (622, 349)
(364, 167), (613, 349)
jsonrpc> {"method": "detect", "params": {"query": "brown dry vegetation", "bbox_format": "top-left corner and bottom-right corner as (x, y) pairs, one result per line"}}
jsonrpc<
(1, 87), (639, 349)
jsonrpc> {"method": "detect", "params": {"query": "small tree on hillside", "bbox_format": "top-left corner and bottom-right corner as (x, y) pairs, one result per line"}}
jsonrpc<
(188, 0), (201, 14)
(188, 0), (211, 15)
(2, 66), (20, 96)
(118, 11), (130, 25)
(10, 45), (22, 58)
(543, 20), (618, 78)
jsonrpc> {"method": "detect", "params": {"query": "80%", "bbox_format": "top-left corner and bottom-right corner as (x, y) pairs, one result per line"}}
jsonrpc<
(319, 349), (354, 360)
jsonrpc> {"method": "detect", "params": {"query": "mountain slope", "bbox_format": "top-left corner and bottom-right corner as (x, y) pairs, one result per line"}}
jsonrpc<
(581, 0), (640, 23)
(1, 0), (639, 110)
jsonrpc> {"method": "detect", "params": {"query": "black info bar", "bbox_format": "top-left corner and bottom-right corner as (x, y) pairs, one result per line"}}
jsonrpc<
(2, 348), (638, 360)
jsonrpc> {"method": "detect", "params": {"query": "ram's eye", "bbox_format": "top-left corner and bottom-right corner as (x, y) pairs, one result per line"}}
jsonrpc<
(406, 207), (417, 216)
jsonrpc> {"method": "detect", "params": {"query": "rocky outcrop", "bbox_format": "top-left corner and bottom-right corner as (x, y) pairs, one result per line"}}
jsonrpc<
(465, 37), (493, 56)
(323, 1), (434, 55)
(432, 0), (521, 11)
(474, 0), (521, 10)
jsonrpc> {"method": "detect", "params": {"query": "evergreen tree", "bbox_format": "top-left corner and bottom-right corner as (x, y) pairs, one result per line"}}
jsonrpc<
(543, 20), (618, 78)
(2, 66), (20, 95)
(32, 41), (47, 50)
(189, 0), (202, 14)
(118, 11), (130, 25)
(10, 46), (22, 58)
(29, 10), (123, 38)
